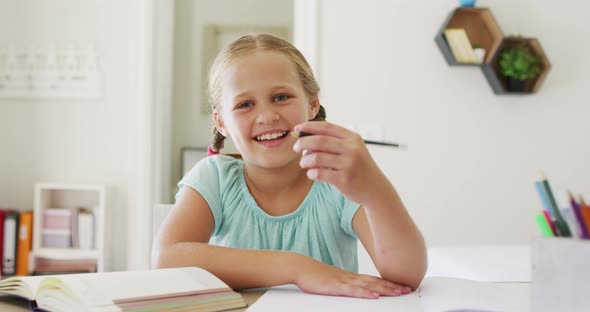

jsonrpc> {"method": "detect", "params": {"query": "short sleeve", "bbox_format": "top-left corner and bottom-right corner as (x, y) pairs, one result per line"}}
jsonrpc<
(338, 191), (362, 239)
(176, 156), (236, 235)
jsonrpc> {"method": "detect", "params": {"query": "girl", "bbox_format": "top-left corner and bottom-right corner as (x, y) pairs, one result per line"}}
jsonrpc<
(152, 34), (427, 299)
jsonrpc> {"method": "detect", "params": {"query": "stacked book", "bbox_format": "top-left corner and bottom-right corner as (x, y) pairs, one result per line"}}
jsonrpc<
(42, 208), (73, 249)
(33, 256), (97, 275)
(443, 28), (478, 64)
(35, 207), (97, 275)
(0, 267), (247, 312)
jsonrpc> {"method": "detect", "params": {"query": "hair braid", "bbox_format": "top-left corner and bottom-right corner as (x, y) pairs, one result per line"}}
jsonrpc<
(311, 104), (327, 121)
(211, 127), (226, 153)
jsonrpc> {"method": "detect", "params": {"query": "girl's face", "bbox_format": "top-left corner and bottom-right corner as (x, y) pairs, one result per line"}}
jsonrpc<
(214, 50), (319, 169)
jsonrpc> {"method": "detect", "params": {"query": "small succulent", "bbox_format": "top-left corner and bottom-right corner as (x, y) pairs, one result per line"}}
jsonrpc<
(499, 45), (542, 81)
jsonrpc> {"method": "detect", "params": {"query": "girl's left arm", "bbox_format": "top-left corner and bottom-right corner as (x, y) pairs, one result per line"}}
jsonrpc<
(352, 190), (427, 290)
(294, 121), (427, 290)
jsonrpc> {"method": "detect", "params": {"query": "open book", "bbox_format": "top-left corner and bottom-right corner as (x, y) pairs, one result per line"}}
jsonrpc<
(0, 267), (246, 312)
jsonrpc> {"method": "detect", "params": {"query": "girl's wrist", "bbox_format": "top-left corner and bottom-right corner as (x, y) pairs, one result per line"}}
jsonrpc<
(358, 173), (398, 208)
(284, 252), (317, 285)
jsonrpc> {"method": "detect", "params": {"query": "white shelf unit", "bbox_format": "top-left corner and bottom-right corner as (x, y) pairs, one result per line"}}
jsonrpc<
(33, 183), (107, 272)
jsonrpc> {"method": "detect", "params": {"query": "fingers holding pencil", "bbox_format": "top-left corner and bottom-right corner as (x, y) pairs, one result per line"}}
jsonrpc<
(292, 121), (390, 204)
(292, 122), (407, 149)
(293, 121), (351, 140)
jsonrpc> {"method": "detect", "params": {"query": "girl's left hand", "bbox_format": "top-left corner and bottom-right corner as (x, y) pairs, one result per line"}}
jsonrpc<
(293, 121), (388, 205)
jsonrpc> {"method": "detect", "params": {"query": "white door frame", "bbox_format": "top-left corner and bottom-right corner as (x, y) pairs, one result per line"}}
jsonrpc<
(294, 0), (322, 82)
(126, 0), (153, 270)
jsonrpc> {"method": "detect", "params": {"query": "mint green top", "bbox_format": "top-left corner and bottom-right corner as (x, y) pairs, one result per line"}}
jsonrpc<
(177, 155), (362, 272)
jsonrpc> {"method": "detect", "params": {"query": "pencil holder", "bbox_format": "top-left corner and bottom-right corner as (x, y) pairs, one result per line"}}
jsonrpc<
(532, 238), (590, 312)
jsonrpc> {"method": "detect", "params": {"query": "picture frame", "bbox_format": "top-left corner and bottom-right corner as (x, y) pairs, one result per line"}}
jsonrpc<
(200, 24), (290, 113)
(181, 147), (208, 176)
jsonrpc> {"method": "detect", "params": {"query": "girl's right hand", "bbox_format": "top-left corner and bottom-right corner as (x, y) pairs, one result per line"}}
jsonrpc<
(295, 256), (412, 299)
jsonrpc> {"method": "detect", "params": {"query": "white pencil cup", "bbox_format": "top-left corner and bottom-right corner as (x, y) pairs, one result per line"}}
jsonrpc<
(532, 238), (590, 312)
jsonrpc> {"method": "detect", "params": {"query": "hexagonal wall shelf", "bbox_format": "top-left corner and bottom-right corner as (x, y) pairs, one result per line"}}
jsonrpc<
(482, 37), (551, 94)
(435, 7), (503, 66)
(435, 7), (551, 94)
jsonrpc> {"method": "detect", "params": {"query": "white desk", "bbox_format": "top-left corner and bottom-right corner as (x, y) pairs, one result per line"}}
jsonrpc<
(425, 245), (531, 282)
(248, 245), (532, 312)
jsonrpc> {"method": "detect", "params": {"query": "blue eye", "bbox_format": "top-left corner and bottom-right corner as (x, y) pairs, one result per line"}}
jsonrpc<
(274, 94), (289, 102)
(237, 101), (253, 109)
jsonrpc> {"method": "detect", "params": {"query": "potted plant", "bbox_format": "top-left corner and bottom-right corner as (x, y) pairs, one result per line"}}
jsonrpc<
(499, 44), (542, 92)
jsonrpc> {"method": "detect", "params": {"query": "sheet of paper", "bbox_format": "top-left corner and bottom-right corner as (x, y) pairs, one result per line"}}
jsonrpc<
(246, 284), (423, 312)
(419, 277), (530, 312)
(425, 245), (531, 282)
(246, 278), (530, 312)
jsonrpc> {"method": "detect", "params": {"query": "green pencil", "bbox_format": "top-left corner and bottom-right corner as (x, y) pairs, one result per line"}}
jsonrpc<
(535, 213), (555, 237)
(541, 173), (572, 237)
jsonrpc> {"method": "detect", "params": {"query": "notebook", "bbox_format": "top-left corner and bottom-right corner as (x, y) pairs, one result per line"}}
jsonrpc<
(0, 267), (247, 312)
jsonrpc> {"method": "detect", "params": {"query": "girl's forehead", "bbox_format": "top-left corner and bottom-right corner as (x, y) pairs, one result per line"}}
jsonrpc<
(221, 51), (301, 94)
(230, 50), (297, 77)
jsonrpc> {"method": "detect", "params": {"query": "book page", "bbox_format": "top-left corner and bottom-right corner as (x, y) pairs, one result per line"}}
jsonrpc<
(0, 275), (46, 300)
(57, 267), (230, 304)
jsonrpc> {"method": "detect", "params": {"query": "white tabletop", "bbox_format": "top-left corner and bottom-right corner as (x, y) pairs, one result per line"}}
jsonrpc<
(248, 244), (533, 312)
(425, 244), (531, 282)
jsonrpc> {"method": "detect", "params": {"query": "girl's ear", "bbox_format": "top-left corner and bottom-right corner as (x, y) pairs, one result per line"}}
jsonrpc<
(308, 96), (320, 120)
(213, 109), (228, 137)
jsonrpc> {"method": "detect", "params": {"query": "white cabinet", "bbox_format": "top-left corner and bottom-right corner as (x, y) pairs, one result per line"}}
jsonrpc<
(33, 183), (107, 272)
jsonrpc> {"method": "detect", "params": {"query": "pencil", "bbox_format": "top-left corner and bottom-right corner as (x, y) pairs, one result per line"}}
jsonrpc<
(540, 172), (572, 237)
(291, 131), (408, 149)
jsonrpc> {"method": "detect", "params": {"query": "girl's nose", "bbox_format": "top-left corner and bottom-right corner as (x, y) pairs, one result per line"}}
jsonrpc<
(256, 108), (280, 123)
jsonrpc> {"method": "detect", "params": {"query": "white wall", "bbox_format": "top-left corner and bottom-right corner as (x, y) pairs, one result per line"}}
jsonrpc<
(317, 0), (590, 246)
(170, 0), (294, 201)
(0, 0), (154, 271)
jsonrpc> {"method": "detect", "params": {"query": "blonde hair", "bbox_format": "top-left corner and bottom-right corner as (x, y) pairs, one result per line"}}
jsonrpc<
(208, 33), (326, 153)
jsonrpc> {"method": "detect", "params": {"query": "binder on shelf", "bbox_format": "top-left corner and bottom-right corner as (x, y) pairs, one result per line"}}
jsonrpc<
(17, 211), (34, 276)
(78, 209), (95, 250)
(0, 209), (8, 269)
(71, 208), (79, 248)
(2, 210), (20, 276)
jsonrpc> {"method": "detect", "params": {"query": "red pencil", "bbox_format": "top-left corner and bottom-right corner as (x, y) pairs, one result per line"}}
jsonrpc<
(542, 210), (556, 236)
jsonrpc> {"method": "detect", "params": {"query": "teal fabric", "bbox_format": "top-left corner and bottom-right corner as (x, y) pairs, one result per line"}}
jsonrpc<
(177, 155), (362, 272)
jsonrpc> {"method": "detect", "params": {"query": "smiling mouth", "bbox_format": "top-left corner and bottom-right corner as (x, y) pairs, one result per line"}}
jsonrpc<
(254, 131), (289, 141)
